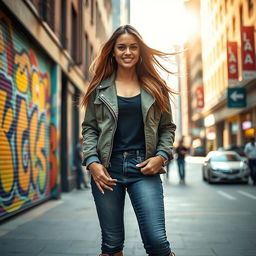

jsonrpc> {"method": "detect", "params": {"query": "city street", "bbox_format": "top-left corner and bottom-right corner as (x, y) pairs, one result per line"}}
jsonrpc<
(0, 156), (256, 256)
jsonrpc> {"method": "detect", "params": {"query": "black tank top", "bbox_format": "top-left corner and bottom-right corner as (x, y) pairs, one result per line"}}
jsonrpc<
(112, 94), (145, 152)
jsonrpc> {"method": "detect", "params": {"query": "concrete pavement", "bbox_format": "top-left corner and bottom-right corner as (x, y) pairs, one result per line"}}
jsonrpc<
(1, 157), (256, 256)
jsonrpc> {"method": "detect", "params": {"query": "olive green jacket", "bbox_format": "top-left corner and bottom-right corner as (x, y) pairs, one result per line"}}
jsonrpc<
(81, 73), (176, 173)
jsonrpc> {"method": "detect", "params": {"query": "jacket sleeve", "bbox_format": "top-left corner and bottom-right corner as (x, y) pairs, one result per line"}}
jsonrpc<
(156, 97), (176, 158)
(81, 90), (100, 166)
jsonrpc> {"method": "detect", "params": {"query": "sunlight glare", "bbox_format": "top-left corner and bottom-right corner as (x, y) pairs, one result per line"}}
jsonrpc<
(130, 0), (199, 51)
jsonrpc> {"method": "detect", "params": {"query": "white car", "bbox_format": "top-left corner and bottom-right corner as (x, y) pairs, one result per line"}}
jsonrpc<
(202, 151), (250, 184)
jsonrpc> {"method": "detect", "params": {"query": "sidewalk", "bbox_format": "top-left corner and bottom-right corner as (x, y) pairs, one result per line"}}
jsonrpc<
(0, 175), (191, 256)
(0, 184), (165, 256)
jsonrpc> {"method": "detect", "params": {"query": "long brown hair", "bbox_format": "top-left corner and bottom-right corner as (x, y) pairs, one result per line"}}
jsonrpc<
(81, 24), (177, 113)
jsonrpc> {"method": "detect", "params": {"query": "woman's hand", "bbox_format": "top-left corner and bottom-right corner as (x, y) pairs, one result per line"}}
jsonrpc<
(89, 162), (117, 194)
(136, 155), (165, 175)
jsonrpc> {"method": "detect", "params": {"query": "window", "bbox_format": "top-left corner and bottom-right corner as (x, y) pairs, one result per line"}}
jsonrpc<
(71, 5), (78, 61)
(39, 0), (55, 30)
(85, 34), (89, 79)
(232, 16), (236, 35)
(61, 0), (67, 48)
(248, 0), (254, 15)
(239, 5), (243, 27)
(90, 44), (94, 65)
(90, 0), (94, 25)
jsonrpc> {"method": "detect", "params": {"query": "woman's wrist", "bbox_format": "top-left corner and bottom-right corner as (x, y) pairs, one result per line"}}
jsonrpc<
(155, 155), (166, 166)
(88, 161), (100, 171)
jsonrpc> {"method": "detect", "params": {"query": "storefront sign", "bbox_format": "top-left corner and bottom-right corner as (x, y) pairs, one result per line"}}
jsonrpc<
(242, 121), (252, 130)
(227, 87), (246, 108)
(196, 86), (204, 108)
(241, 26), (256, 80)
(204, 114), (215, 127)
(227, 42), (238, 85)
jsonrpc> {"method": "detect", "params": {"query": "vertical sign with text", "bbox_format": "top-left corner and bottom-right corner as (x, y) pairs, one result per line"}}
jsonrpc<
(196, 86), (204, 108)
(241, 26), (256, 80)
(227, 41), (238, 86)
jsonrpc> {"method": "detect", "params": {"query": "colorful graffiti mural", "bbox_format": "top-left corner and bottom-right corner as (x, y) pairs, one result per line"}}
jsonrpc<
(0, 11), (58, 219)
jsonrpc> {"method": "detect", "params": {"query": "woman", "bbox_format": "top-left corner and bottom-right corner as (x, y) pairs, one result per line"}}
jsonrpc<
(81, 25), (176, 256)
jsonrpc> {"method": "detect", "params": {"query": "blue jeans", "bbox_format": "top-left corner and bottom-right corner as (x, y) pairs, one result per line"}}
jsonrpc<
(91, 150), (172, 256)
(177, 159), (185, 180)
(248, 159), (256, 183)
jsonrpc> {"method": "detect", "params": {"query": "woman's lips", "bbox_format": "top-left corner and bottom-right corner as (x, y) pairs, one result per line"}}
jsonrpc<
(122, 58), (133, 62)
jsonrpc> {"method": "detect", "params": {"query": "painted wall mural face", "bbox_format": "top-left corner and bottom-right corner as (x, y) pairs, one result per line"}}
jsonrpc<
(0, 11), (57, 218)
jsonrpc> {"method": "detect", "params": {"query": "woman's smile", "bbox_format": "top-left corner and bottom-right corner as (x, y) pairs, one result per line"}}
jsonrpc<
(122, 57), (133, 62)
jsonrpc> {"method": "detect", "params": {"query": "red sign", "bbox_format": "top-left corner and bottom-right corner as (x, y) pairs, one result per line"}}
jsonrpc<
(241, 26), (256, 79)
(196, 86), (204, 108)
(227, 42), (238, 81)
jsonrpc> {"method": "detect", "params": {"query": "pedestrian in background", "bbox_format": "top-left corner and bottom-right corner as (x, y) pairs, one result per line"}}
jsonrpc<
(81, 25), (176, 256)
(175, 140), (188, 184)
(244, 137), (256, 185)
(75, 137), (89, 189)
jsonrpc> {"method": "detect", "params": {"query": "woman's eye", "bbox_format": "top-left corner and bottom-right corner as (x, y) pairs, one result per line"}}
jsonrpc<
(131, 46), (138, 50)
(118, 46), (125, 50)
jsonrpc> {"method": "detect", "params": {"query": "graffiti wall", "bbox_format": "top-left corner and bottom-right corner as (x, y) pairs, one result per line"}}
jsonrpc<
(0, 11), (58, 219)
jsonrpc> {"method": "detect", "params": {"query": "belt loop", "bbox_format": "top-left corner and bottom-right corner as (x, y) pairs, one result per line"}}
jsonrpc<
(136, 150), (139, 157)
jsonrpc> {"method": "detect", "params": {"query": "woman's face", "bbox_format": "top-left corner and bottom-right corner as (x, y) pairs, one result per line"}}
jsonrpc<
(113, 33), (140, 70)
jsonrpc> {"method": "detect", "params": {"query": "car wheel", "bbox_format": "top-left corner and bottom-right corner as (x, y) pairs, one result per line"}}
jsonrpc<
(241, 179), (249, 184)
(208, 170), (213, 184)
(202, 168), (207, 181)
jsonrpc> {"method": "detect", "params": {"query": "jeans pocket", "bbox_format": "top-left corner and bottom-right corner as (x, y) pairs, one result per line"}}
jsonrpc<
(136, 155), (146, 163)
(126, 157), (143, 177)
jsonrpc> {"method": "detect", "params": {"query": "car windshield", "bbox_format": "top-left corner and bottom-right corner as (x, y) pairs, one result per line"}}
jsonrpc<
(210, 154), (241, 162)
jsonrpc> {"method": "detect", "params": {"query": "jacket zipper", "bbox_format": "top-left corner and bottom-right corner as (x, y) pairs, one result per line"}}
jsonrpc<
(99, 95), (118, 167)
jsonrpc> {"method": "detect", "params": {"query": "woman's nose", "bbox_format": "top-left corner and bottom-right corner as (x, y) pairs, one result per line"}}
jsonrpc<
(125, 48), (131, 55)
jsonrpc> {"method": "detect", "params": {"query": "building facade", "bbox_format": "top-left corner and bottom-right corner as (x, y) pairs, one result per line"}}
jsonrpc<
(0, 0), (112, 220)
(200, 0), (256, 151)
(178, 0), (205, 152)
(182, 0), (256, 153)
(112, 0), (130, 31)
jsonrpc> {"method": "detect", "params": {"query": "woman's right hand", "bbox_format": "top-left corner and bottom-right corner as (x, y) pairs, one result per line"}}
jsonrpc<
(89, 162), (117, 194)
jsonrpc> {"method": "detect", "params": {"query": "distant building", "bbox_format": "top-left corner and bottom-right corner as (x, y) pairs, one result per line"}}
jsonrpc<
(178, 0), (204, 151)
(112, 0), (130, 31)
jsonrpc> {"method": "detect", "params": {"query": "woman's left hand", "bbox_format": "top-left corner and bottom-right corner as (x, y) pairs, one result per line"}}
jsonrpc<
(136, 156), (164, 175)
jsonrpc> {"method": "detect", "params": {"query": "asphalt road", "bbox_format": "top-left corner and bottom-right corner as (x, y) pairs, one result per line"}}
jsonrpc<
(160, 156), (256, 256)
(0, 156), (256, 256)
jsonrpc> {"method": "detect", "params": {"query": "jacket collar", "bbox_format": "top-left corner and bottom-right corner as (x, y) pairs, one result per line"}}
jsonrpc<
(97, 72), (155, 122)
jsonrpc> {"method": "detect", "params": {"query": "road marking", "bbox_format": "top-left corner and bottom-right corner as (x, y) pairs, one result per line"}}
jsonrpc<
(217, 190), (236, 200)
(166, 211), (251, 216)
(237, 190), (256, 200)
